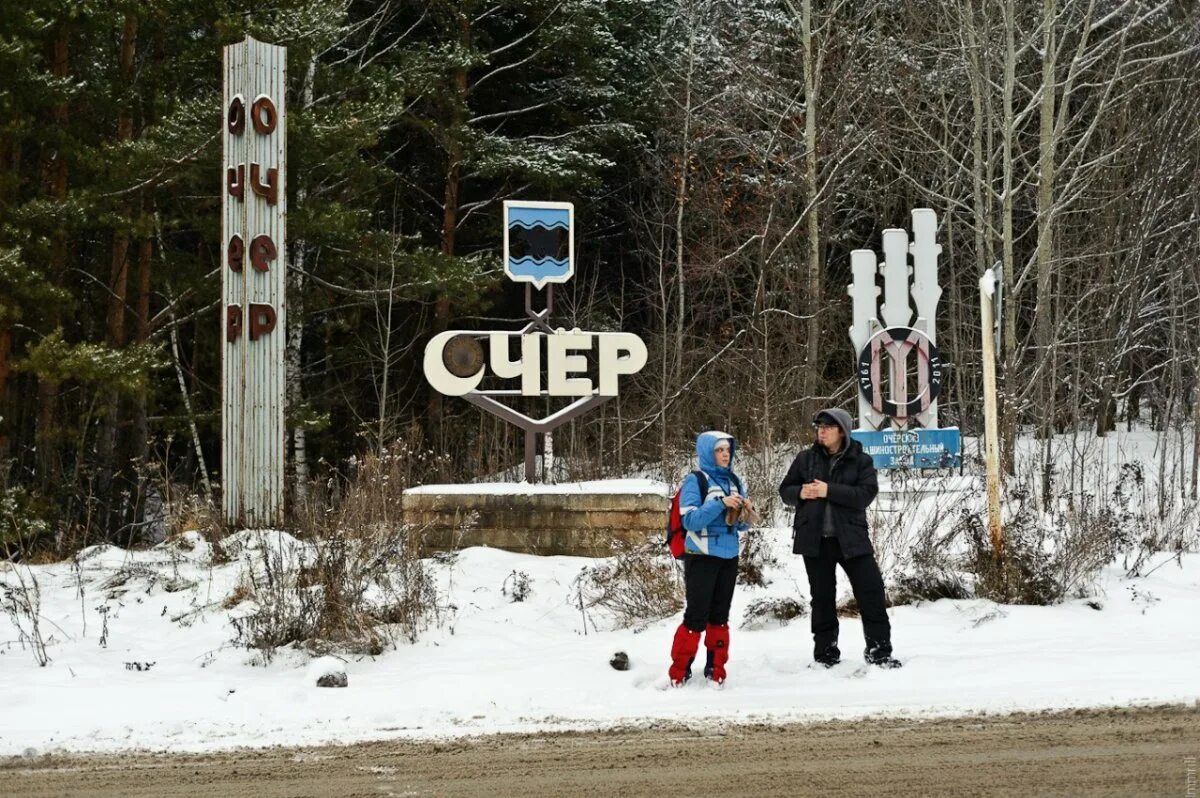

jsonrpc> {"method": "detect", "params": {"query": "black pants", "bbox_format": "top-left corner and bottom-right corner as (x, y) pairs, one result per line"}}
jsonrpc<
(803, 537), (891, 656)
(682, 554), (739, 633)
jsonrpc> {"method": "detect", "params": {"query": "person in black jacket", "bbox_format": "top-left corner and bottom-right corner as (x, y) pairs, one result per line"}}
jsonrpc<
(778, 407), (901, 669)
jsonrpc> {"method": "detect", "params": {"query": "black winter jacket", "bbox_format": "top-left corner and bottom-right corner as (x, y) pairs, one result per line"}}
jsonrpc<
(778, 439), (878, 558)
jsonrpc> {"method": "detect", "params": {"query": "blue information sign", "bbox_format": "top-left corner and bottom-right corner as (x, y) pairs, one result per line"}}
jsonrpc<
(851, 427), (961, 470)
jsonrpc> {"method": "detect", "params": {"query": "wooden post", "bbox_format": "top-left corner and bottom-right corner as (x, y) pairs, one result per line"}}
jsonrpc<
(979, 268), (1003, 557)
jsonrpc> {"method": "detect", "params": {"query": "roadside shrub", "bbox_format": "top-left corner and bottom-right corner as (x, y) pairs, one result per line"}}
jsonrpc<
(165, 493), (228, 562)
(576, 541), (682, 629)
(890, 570), (970, 606)
(963, 479), (1121, 605)
(740, 596), (806, 630)
(231, 524), (439, 661)
(0, 562), (51, 666)
(738, 528), (780, 587)
(502, 570), (532, 602)
(836, 596), (860, 617)
(230, 447), (442, 661)
(889, 511), (971, 606)
(965, 510), (1062, 605)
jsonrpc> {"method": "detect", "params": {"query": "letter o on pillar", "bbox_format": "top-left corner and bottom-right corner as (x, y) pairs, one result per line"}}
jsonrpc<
(227, 95), (245, 135)
(443, 334), (485, 378)
(251, 95), (277, 135)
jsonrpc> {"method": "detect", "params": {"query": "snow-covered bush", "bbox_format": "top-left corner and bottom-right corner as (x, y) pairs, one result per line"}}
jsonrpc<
(740, 596), (806, 630)
(502, 570), (532, 602)
(737, 528), (780, 587)
(230, 524), (438, 661)
(964, 479), (1124, 605)
(876, 448), (1193, 606)
(888, 509), (972, 606)
(1118, 462), (1199, 576)
(228, 533), (322, 660)
(890, 569), (971, 606)
(0, 485), (52, 556)
(575, 541), (682, 629)
(0, 563), (50, 666)
(230, 449), (441, 661)
(164, 493), (227, 560)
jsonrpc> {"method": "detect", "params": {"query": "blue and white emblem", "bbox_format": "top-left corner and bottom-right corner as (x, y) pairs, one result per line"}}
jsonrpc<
(503, 200), (574, 289)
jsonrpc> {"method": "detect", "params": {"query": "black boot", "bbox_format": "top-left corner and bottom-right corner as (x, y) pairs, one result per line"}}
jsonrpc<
(702, 648), (716, 680)
(814, 643), (841, 668)
(865, 642), (902, 669)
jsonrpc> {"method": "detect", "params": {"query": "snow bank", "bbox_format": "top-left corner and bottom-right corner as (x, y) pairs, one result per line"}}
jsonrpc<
(2, 537), (1197, 755)
(1, 429), (1197, 755)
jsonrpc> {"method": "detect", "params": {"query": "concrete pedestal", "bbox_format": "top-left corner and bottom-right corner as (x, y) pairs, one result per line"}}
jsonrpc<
(401, 480), (669, 557)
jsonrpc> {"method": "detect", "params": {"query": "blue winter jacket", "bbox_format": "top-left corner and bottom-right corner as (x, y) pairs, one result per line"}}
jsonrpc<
(679, 431), (750, 559)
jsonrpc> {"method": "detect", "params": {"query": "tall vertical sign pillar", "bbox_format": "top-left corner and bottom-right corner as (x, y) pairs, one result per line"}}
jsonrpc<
(222, 37), (286, 527)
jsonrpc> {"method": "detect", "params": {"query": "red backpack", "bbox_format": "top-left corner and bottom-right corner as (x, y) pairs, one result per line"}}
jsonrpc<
(666, 471), (708, 559)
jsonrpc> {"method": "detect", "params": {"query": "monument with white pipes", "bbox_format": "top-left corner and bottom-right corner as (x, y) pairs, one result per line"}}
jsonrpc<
(848, 208), (961, 470)
(403, 201), (667, 556)
(847, 209), (970, 528)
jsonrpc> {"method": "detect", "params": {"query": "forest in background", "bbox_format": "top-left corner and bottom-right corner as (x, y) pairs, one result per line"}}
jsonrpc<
(1, 0), (1198, 552)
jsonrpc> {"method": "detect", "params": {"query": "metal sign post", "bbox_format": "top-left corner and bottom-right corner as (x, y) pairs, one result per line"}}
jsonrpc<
(222, 37), (286, 526)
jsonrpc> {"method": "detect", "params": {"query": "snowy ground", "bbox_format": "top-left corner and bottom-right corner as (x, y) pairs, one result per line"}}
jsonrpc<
(2, 525), (1198, 755)
(2, 427), (1198, 755)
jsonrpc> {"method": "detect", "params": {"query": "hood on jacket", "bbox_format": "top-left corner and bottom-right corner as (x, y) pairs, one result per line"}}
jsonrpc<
(696, 430), (736, 475)
(813, 407), (855, 446)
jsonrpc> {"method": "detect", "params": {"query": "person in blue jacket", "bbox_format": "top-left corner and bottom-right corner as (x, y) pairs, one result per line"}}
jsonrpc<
(667, 430), (753, 686)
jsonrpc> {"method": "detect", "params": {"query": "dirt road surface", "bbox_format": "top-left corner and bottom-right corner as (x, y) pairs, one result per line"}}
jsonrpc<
(3, 704), (1198, 797)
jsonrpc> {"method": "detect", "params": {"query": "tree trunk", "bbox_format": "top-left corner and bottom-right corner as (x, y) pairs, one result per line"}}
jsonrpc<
(131, 235), (152, 469)
(999, 0), (1017, 475)
(966, 4), (988, 281)
(171, 313), (211, 502)
(800, 0), (823, 425)
(34, 25), (70, 491)
(0, 136), (16, 461)
(95, 13), (140, 538)
(1035, 0), (1057, 506)
(287, 53), (318, 511)
(429, 14), (470, 450)
(0, 324), (10, 462)
(673, 33), (695, 385)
